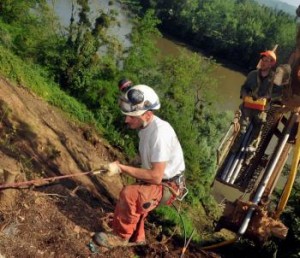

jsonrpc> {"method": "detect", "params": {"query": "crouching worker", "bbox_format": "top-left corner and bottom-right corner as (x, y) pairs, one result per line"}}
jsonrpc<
(94, 85), (186, 248)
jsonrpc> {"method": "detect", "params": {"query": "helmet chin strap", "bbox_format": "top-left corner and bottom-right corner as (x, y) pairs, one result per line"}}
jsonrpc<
(142, 120), (149, 128)
(141, 111), (154, 128)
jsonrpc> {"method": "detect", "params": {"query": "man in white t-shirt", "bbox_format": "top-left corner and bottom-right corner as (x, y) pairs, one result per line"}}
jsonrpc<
(94, 85), (185, 248)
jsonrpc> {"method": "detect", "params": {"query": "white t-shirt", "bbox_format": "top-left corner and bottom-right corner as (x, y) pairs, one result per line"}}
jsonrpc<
(138, 116), (185, 179)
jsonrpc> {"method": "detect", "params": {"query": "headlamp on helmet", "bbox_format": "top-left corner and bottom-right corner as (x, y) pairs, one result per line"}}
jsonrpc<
(120, 85), (160, 116)
(118, 78), (133, 92)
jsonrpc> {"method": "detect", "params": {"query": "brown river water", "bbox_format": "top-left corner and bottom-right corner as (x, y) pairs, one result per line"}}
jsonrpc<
(156, 36), (246, 112)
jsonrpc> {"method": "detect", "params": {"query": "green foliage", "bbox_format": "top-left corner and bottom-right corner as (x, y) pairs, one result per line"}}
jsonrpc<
(153, 205), (197, 240)
(137, 0), (296, 68)
(0, 0), (42, 24)
(152, 200), (221, 243)
(122, 9), (161, 81)
(0, 45), (99, 129)
(276, 181), (300, 257)
(41, 2), (121, 104)
(0, 0), (60, 62)
(0, 0), (122, 112)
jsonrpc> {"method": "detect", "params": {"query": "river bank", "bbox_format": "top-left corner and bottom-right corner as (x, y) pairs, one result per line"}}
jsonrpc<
(156, 34), (246, 112)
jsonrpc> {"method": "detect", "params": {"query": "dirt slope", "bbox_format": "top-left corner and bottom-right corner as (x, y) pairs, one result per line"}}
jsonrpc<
(0, 77), (218, 257)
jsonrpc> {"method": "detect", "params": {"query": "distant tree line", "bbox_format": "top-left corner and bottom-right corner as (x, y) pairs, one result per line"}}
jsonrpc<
(135, 0), (297, 69)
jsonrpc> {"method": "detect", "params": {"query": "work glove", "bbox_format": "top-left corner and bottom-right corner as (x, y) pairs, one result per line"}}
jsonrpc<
(106, 162), (121, 177)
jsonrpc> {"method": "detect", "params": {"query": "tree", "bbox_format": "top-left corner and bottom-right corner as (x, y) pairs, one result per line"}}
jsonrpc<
(137, 0), (296, 68)
(37, 0), (123, 108)
(122, 9), (161, 82)
(0, 0), (41, 24)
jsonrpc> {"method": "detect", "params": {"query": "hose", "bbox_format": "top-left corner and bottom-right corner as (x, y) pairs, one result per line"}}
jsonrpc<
(200, 235), (239, 250)
(171, 202), (187, 256)
(180, 229), (195, 258)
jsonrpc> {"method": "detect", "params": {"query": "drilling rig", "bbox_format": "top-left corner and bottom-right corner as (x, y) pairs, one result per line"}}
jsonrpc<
(211, 5), (300, 243)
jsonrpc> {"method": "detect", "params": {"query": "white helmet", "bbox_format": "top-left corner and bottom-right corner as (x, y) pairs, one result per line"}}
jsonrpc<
(120, 84), (160, 116)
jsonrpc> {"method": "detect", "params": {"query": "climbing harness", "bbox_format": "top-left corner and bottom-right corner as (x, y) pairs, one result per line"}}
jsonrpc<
(160, 174), (188, 206)
(171, 202), (193, 258)
(180, 229), (195, 258)
(175, 174), (189, 201)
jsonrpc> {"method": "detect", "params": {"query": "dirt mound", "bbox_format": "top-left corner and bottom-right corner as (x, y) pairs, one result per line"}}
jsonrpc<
(0, 77), (217, 257)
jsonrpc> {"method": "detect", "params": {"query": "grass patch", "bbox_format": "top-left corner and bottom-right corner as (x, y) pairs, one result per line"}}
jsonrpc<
(0, 45), (103, 132)
(153, 204), (201, 241)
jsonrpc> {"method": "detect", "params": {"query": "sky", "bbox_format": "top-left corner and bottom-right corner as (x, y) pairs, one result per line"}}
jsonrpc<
(280, 0), (298, 7)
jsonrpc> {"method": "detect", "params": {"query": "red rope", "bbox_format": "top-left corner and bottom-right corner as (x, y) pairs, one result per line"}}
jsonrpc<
(0, 170), (105, 190)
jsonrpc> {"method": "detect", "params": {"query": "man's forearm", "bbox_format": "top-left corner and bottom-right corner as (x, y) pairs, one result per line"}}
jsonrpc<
(118, 164), (163, 184)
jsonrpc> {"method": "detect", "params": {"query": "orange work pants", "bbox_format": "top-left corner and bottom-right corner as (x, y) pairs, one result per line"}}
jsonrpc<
(112, 183), (163, 242)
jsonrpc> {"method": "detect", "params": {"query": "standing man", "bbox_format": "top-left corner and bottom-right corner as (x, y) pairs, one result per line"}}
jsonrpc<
(235, 50), (276, 164)
(95, 85), (185, 248)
